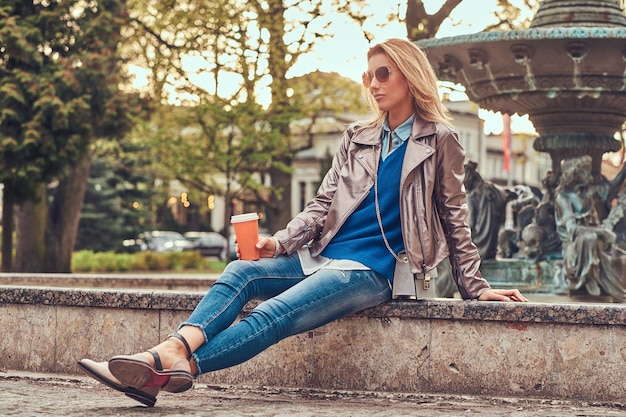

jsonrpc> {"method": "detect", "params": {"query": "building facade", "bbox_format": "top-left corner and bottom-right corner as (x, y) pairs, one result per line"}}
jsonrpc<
(289, 101), (544, 220)
(170, 101), (549, 232)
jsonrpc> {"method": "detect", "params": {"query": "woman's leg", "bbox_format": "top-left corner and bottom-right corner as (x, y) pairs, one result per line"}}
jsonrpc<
(182, 253), (307, 341)
(114, 254), (306, 372)
(192, 268), (391, 374)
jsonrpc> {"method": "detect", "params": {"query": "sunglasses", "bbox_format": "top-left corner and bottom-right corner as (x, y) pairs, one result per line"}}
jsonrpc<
(362, 66), (396, 88)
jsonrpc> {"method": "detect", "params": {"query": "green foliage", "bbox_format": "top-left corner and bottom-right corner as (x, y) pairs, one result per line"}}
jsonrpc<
(74, 138), (159, 252)
(140, 251), (172, 271)
(0, 0), (144, 203)
(71, 249), (224, 273)
(71, 250), (95, 272)
(287, 70), (368, 126)
(138, 98), (288, 225)
(1, 0), (149, 272)
(488, 0), (539, 31)
(72, 250), (140, 272)
(164, 250), (206, 270)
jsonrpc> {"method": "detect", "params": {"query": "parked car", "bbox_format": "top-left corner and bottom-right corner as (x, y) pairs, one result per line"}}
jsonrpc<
(121, 231), (194, 253)
(140, 231), (194, 252)
(184, 231), (228, 260)
(120, 237), (144, 253)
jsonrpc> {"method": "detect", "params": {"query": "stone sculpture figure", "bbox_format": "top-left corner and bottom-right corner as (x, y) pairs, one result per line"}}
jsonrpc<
(592, 161), (626, 247)
(497, 185), (541, 259)
(592, 160), (626, 222)
(603, 191), (626, 247)
(554, 156), (625, 302)
(464, 161), (513, 259)
(519, 171), (562, 260)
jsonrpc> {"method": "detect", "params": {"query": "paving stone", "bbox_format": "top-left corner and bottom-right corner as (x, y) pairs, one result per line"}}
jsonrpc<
(1, 371), (624, 417)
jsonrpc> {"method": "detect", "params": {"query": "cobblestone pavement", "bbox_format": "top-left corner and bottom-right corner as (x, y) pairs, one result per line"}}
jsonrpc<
(1, 371), (625, 417)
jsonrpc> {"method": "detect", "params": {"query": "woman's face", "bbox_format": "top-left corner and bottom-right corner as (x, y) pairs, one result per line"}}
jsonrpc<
(365, 53), (413, 115)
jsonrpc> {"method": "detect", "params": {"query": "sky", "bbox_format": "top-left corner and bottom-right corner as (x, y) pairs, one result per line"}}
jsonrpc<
(289, 0), (508, 82)
(131, 0), (536, 134)
(286, 0), (537, 134)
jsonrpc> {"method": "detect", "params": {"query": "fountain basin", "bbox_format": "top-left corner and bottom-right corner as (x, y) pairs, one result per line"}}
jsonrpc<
(419, 27), (626, 138)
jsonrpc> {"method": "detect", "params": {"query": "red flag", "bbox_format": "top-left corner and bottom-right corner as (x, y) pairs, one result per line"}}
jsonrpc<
(502, 113), (511, 173)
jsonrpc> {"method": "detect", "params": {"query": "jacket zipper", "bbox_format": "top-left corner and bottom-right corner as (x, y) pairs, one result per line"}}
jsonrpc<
(414, 169), (431, 290)
(322, 146), (377, 246)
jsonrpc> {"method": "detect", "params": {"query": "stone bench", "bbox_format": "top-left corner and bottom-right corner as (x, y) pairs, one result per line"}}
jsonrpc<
(0, 277), (624, 403)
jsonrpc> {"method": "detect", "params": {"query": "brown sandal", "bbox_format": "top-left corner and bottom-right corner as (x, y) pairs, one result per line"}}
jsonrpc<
(108, 332), (194, 393)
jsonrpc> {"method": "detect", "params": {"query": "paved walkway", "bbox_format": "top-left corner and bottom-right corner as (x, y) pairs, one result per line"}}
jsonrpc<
(1, 371), (625, 417)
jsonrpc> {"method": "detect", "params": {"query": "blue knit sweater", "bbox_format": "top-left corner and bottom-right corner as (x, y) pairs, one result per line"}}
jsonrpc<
(320, 141), (407, 281)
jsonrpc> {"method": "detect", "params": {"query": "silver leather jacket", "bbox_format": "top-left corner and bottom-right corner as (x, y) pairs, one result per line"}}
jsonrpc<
(274, 116), (491, 299)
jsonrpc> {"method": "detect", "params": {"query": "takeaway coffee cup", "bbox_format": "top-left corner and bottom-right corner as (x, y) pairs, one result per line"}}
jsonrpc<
(230, 213), (260, 260)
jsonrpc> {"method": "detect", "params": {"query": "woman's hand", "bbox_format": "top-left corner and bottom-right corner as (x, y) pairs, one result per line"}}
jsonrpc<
(478, 289), (529, 302)
(255, 236), (281, 258)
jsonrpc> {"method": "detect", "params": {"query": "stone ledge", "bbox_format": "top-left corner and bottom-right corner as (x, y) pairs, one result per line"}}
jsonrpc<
(1, 285), (625, 326)
(0, 272), (216, 291)
(1, 284), (625, 402)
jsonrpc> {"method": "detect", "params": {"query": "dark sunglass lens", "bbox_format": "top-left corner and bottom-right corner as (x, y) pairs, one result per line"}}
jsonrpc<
(375, 66), (390, 82)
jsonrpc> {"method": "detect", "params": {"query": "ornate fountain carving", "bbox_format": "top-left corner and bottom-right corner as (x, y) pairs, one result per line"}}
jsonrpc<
(419, 0), (626, 301)
(418, 0), (626, 175)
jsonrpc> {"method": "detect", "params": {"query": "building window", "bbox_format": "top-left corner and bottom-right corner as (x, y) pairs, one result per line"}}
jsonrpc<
(299, 181), (307, 211)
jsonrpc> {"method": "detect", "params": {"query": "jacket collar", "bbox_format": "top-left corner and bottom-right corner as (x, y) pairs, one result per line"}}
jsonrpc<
(409, 116), (437, 141)
(351, 115), (437, 145)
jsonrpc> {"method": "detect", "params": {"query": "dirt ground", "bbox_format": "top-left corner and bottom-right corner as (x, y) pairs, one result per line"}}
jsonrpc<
(1, 371), (625, 417)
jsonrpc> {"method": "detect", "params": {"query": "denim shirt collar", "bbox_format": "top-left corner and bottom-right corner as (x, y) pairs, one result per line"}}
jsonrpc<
(381, 114), (415, 161)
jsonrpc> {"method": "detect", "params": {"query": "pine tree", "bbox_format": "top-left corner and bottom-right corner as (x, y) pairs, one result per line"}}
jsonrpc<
(75, 140), (157, 252)
(0, 0), (144, 271)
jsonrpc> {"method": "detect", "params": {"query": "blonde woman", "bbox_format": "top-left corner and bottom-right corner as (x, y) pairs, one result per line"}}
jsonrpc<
(79, 38), (527, 407)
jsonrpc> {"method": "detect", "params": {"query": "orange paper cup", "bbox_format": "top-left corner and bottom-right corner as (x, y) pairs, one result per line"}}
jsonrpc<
(231, 213), (260, 260)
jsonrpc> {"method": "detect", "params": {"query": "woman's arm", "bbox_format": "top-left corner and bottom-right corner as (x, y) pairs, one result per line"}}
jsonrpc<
(434, 127), (491, 299)
(273, 125), (356, 253)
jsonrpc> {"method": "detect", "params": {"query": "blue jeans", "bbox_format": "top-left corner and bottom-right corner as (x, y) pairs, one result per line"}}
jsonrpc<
(179, 253), (392, 374)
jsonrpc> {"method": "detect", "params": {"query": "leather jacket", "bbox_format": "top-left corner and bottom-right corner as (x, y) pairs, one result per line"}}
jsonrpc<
(274, 116), (491, 300)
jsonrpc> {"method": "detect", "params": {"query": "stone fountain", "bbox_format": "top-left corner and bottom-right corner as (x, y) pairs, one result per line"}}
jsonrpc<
(417, 0), (626, 302)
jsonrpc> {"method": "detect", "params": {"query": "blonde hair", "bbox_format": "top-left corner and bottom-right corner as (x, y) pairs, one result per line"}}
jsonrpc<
(362, 38), (452, 129)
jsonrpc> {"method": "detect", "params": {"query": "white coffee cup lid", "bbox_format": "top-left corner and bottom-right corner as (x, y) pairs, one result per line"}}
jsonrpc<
(231, 212), (259, 223)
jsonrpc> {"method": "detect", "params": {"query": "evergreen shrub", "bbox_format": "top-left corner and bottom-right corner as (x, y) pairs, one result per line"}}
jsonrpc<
(71, 250), (224, 273)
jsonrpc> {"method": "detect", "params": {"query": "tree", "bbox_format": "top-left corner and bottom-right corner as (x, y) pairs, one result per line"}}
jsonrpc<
(74, 140), (157, 252)
(140, 69), (367, 237)
(122, 0), (367, 232)
(403, 0), (539, 40)
(287, 69), (368, 170)
(143, 99), (283, 237)
(0, 0), (144, 271)
(405, 0), (463, 41)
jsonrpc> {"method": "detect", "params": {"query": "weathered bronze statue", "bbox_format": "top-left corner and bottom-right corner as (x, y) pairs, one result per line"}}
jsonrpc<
(464, 161), (513, 260)
(519, 171), (562, 260)
(554, 156), (625, 302)
(421, 0), (626, 301)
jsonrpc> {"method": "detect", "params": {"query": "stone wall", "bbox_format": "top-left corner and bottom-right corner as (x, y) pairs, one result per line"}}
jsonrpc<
(1, 284), (625, 402)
